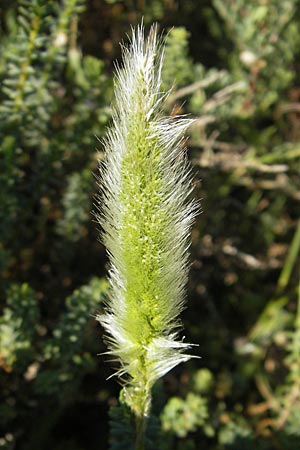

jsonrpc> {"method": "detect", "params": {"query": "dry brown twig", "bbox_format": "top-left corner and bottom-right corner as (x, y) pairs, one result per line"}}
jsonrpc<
(167, 70), (227, 104)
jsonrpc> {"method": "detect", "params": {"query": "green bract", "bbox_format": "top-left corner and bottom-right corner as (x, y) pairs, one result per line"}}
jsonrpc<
(96, 24), (197, 419)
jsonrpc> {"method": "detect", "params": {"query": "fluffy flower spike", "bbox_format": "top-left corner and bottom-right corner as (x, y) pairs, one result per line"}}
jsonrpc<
(95, 24), (198, 418)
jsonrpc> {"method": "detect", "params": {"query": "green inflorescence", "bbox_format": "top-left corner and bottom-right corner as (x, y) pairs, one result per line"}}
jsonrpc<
(96, 25), (197, 420)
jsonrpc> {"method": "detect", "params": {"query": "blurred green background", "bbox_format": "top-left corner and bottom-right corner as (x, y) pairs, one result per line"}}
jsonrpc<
(0, 1), (300, 449)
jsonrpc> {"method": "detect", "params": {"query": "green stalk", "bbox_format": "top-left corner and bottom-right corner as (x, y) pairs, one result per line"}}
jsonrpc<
(277, 221), (300, 293)
(135, 413), (146, 450)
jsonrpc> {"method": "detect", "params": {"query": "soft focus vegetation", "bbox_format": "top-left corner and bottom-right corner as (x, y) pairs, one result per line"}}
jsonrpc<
(0, 1), (300, 449)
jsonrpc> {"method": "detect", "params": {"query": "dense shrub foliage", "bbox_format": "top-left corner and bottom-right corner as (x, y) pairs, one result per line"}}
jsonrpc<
(0, 1), (300, 449)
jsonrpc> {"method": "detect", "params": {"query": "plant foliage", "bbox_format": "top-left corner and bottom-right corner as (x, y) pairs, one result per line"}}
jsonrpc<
(0, 0), (300, 449)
